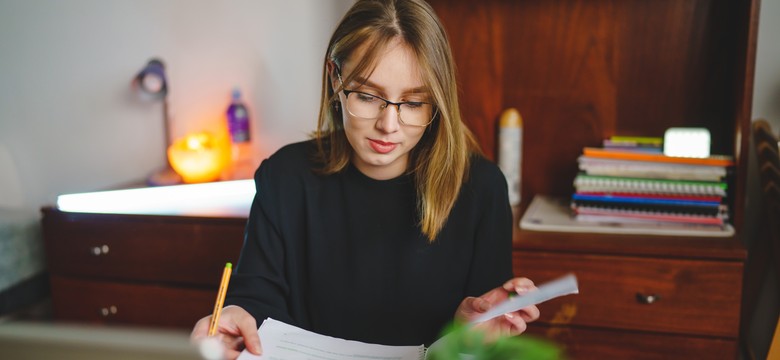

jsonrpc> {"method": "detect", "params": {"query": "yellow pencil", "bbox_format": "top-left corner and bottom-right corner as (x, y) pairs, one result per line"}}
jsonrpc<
(208, 262), (232, 336)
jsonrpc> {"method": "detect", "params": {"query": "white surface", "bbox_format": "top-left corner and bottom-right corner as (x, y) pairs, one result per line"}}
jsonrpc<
(57, 179), (254, 217)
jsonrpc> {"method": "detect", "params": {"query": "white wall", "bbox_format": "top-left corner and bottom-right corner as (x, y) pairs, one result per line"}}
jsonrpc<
(746, 0), (780, 357)
(0, 0), (353, 209)
(753, 0), (780, 127)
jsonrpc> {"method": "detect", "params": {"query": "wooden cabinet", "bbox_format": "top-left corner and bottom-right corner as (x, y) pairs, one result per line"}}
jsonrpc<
(41, 208), (245, 329)
(512, 224), (745, 358)
(428, 0), (757, 358)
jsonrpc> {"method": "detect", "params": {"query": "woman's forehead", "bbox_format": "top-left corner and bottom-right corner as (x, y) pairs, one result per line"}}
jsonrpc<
(342, 39), (426, 91)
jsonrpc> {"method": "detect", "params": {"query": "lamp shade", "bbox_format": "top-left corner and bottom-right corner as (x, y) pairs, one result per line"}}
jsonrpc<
(134, 58), (168, 99)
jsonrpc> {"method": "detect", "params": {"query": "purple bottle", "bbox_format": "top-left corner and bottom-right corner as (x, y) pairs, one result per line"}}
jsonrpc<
(227, 87), (250, 144)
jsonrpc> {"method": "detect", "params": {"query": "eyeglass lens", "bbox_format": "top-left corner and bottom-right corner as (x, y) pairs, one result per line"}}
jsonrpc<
(345, 91), (433, 127)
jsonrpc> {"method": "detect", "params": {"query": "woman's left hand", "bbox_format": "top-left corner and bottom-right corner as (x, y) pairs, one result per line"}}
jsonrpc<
(454, 277), (540, 341)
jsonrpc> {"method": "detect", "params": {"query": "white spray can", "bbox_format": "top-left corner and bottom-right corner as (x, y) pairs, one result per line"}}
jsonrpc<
(498, 108), (523, 206)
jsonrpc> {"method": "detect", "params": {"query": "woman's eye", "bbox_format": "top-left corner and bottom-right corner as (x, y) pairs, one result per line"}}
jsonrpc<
(356, 93), (377, 103)
(403, 102), (424, 110)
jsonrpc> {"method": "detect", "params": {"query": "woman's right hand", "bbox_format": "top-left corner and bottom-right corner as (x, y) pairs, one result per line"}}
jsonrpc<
(191, 305), (263, 360)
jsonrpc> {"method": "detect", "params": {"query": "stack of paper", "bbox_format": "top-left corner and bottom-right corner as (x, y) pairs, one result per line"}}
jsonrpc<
(572, 145), (734, 229)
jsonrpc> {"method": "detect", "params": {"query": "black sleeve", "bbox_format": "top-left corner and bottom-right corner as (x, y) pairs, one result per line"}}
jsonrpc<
(465, 159), (514, 296)
(224, 158), (296, 326)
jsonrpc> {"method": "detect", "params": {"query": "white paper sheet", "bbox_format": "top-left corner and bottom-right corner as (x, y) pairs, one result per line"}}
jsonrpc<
(237, 274), (579, 359)
(237, 318), (425, 360)
(470, 273), (579, 324)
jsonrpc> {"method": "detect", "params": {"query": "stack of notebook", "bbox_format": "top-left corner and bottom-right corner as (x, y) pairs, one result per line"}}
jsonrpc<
(571, 137), (734, 229)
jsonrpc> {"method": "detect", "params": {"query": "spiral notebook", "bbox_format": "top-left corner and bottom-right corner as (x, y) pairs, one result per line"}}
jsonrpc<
(520, 195), (734, 237)
(574, 174), (727, 197)
(578, 156), (728, 181)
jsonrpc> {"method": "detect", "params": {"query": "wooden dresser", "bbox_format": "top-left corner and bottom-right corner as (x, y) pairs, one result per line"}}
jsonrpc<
(41, 208), (245, 329)
(513, 212), (745, 359)
(427, 0), (758, 358)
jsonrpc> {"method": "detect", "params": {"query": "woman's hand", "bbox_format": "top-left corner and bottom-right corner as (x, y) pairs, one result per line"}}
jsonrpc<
(454, 277), (541, 341)
(191, 305), (263, 360)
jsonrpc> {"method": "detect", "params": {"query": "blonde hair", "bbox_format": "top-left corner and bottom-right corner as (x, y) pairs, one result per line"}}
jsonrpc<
(314, 0), (480, 241)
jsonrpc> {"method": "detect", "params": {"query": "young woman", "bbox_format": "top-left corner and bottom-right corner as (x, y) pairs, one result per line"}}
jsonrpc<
(192, 0), (539, 358)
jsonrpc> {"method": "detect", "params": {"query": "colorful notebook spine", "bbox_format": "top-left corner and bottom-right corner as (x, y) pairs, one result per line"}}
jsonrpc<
(572, 193), (722, 207)
(583, 147), (735, 167)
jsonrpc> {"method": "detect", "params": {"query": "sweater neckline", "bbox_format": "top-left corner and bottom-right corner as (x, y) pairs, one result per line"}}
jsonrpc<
(347, 162), (413, 186)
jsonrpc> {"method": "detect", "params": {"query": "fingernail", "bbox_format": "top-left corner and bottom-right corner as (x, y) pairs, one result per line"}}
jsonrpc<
(515, 286), (527, 294)
(504, 313), (514, 319)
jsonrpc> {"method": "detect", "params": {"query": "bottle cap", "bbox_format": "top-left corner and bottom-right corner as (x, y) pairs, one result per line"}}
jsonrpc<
(499, 108), (523, 128)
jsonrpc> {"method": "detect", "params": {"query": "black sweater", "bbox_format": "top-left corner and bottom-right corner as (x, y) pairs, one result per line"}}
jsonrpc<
(225, 140), (513, 346)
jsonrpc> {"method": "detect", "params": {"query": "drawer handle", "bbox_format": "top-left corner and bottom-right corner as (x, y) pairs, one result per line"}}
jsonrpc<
(636, 293), (660, 304)
(90, 245), (110, 256)
(99, 305), (118, 317)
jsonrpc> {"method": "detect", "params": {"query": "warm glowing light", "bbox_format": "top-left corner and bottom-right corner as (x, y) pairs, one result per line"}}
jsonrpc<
(57, 180), (255, 217)
(168, 131), (230, 183)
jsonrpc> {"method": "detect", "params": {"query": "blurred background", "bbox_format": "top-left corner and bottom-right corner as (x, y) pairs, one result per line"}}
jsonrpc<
(0, 0), (778, 358)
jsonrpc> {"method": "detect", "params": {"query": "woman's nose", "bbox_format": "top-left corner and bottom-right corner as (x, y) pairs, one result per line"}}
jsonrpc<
(375, 104), (401, 133)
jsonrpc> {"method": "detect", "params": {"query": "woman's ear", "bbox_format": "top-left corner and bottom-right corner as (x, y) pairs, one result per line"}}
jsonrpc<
(327, 61), (340, 93)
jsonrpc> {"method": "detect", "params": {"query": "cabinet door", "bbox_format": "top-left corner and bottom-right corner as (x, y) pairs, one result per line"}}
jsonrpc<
(513, 251), (743, 337)
(44, 215), (245, 286)
(50, 276), (215, 329)
(525, 324), (737, 360)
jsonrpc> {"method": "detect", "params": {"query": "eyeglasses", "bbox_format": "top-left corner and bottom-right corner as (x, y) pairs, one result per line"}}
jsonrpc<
(337, 72), (436, 127)
(341, 89), (437, 127)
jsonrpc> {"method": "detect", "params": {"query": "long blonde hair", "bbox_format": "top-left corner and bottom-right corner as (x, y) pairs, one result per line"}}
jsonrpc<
(314, 0), (480, 241)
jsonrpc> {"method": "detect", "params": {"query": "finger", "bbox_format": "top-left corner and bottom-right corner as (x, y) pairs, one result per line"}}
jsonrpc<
(473, 297), (491, 312)
(503, 277), (535, 292)
(463, 296), (489, 313)
(503, 312), (526, 334)
(235, 312), (262, 354)
(502, 318), (513, 338)
(511, 317), (528, 335)
(222, 334), (246, 352)
(480, 286), (512, 303)
(518, 305), (540, 323)
(190, 316), (212, 341)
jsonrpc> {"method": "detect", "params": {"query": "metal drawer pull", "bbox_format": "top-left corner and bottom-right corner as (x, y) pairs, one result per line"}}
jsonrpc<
(90, 245), (110, 256)
(636, 293), (660, 304)
(99, 305), (118, 317)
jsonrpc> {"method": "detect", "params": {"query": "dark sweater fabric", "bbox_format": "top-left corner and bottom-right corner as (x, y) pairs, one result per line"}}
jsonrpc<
(225, 140), (513, 346)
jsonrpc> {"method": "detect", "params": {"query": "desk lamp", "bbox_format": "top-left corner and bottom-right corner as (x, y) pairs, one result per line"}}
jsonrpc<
(133, 58), (182, 185)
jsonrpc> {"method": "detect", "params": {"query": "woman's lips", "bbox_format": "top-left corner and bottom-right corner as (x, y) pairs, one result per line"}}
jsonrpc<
(368, 139), (398, 154)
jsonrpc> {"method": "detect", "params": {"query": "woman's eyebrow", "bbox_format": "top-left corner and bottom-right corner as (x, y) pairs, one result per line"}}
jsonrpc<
(352, 75), (429, 95)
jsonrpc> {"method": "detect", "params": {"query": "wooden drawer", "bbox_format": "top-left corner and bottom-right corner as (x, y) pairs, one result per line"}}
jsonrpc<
(43, 211), (245, 286)
(50, 275), (214, 329)
(525, 324), (738, 360)
(513, 251), (743, 338)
